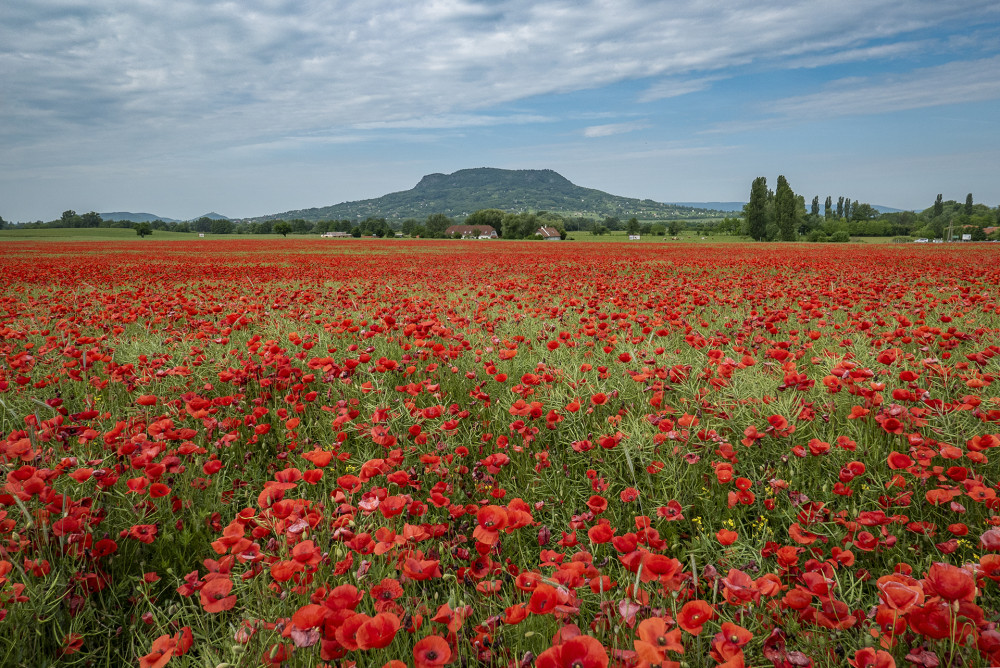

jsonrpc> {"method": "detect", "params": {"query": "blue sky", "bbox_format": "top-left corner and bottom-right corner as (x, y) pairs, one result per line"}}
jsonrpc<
(2, 0), (999, 222)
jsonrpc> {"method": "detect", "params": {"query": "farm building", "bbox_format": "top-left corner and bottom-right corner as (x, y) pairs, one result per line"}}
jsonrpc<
(537, 226), (561, 240)
(445, 225), (498, 239)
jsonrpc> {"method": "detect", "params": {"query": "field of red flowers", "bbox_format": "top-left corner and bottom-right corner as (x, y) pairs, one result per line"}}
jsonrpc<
(1, 239), (1000, 668)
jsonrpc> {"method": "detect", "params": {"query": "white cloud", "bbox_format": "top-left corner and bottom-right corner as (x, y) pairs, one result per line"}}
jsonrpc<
(768, 56), (1000, 120)
(583, 121), (650, 137)
(638, 76), (721, 102)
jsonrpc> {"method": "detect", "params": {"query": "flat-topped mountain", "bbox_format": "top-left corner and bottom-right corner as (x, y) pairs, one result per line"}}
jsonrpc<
(255, 168), (725, 221)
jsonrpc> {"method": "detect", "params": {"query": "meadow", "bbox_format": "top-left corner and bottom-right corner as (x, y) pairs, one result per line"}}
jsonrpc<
(0, 239), (998, 668)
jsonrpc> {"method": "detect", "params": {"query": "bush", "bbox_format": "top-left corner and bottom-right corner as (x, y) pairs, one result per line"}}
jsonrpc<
(830, 230), (850, 243)
(806, 230), (828, 243)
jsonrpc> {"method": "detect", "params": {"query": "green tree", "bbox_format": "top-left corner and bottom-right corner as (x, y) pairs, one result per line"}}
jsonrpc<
(811, 196), (819, 216)
(851, 203), (877, 221)
(824, 196), (832, 219)
(934, 194), (944, 218)
(80, 211), (103, 228)
(971, 225), (987, 241)
(290, 218), (312, 234)
(773, 175), (798, 241)
(60, 210), (82, 227)
(194, 217), (213, 233)
(401, 219), (419, 236)
(965, 193), (973, 216)
(465, 209), (505, 232)
(836, 197), (844, 219)
(424, 213), (452, 238)
(273, 222), (291, 237)
(134, 222), (153, 238)
(667, 220), (683, 236)
(626, 217), (640, 235)
(210, 219), (233, 234)
(745, 177), (769, 241)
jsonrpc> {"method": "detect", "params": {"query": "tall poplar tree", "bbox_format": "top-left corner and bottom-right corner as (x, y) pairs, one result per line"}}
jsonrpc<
(745, 177), (769, 241)
(824, 196), (832, 219)
(774, 175), (798, 241)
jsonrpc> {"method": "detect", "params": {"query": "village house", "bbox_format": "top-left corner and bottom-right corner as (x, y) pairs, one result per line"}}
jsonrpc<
(537, 226), (561, 240)
(444, 224), (498, 239)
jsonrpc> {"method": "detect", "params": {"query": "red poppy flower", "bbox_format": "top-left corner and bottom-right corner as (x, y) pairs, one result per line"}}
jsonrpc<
(620, 487), (639, 502)
(849, 647), (896, 668)
(923, 562), (976, 602)
(634, 617), (683, 663)
(528, 583), (561, 615)
(199, 577), (236, 613)
(413, 635), (451, 668)
(876, 574), (924, 614)
(139, 636), (175, 668)
(473, 505), (508, 545)
(536, 634), (609, 668)
(357, 612), (401, 650)
(678, 600), (715, 635)
(716, 529), (738, 546)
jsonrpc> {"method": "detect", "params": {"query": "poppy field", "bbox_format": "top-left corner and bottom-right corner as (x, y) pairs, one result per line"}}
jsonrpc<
(2, 239), (1000, 668)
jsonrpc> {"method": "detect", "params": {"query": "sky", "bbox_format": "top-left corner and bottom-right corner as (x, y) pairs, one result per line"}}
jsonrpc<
(2, 0), (999, 222)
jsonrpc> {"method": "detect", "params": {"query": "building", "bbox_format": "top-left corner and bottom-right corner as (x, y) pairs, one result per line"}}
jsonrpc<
(537, 226), (561, 241)
(321, 231), (351, 238)
(444, 225), (498, 239)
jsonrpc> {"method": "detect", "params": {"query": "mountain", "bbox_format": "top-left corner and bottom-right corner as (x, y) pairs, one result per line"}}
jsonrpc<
(190, 212), (230, 221)
(100, 212), (179, 223)
(254, 168), (727, 222)
(872, 205), (905, 214)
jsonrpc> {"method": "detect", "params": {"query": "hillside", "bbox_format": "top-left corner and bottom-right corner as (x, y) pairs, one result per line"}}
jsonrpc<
(254, 168), (726, 222)
(100, 212), (179, 223)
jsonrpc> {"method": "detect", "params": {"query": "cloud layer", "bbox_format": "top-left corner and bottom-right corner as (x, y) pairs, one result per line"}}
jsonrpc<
(1, 0), (999, 218)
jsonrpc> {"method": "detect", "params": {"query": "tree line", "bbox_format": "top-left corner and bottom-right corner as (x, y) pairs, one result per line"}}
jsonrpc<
(2, 209), (676, 239)
(733, 176), (1000, 242)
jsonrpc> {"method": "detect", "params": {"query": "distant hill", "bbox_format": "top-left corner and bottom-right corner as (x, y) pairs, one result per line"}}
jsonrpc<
(872, 205), (905, 214)
(100, 212), (179, 223)
(99, 211), (232, 223)
(668, 201), (745, 212)
(254, 168), (727, 222)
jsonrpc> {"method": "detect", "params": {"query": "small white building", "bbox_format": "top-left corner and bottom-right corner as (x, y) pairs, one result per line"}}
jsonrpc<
(537, 226), (561, 241)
